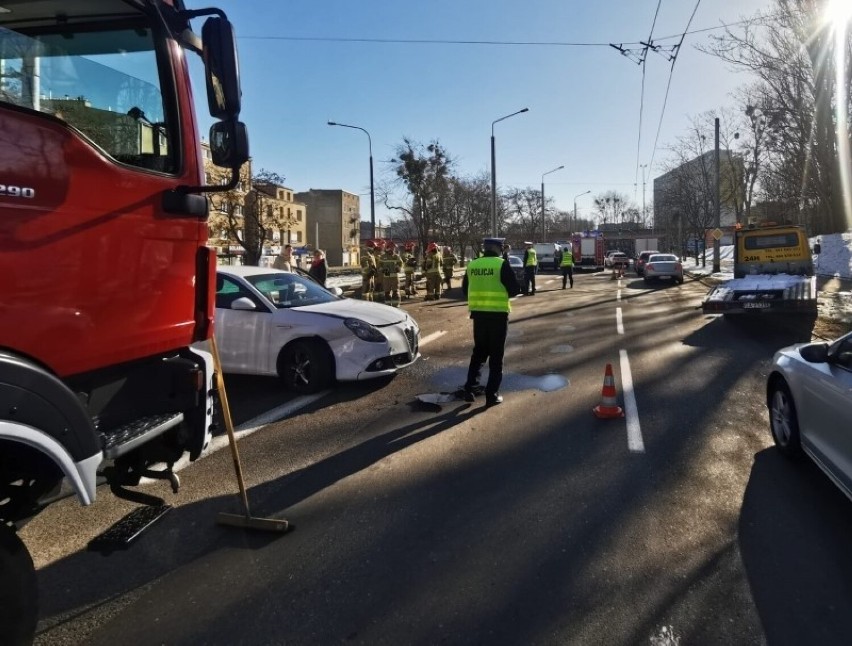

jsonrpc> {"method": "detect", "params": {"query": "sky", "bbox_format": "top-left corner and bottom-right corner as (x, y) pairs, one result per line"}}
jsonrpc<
(190, 0), (776, 227)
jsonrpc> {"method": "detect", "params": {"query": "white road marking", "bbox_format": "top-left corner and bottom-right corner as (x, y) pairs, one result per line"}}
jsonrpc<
(616, 307), (624, 335)
(619, 349), (645, 453)
(141, 392), (328, 481)
(420, 330), (447, 346)
(617, 289), (621, 302)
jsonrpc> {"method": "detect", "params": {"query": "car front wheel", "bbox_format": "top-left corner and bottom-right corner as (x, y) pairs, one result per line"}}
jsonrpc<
(769, 380), (803, 458)
(278, 339), (334, 394)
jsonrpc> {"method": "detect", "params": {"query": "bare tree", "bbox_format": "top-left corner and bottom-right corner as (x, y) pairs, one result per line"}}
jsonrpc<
(704, 0), (852, 233)
(503, 188), (542, 242)
(593, 190), (632, 228)
(386, 138), (454, 252)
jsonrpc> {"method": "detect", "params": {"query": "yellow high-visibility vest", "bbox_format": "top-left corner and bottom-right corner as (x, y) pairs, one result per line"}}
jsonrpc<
(466, 257), (510, 313)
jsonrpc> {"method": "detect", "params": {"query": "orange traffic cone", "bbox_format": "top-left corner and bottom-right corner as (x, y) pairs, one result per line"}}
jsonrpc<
(593, 363), (625, 419)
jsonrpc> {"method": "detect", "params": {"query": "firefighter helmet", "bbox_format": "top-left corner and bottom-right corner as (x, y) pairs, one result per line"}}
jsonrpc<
(427, 242), (438, 252)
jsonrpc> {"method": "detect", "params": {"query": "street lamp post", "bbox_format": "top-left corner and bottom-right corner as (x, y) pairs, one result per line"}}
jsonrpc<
(540, 165), (564, 241)
(573, 190), (591, 234)
(328, 121), (375, 239)
(490, 108), (529, 237)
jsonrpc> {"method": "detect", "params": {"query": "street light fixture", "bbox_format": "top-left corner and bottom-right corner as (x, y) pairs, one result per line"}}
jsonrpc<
(573, 190), (591, 233)
(540, 165), (564, 241)
(490, 108), (529, 237)
(328, 120), (375, 239)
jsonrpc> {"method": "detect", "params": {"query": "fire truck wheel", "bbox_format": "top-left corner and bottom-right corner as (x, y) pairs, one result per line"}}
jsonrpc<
(278, 340), (334, 394)
(0, 523), (38, 646)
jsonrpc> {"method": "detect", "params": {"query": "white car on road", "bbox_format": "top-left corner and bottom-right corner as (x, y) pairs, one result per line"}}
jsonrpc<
(214, 266), (420, 393)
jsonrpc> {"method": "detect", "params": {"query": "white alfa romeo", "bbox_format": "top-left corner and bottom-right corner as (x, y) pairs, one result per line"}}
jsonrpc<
(214, 266), (420, 393)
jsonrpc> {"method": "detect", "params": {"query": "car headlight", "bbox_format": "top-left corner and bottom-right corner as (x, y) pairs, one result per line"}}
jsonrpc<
(344, 318), (387, 343)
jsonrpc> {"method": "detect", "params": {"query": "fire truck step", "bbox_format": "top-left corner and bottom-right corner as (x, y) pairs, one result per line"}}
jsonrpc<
(102, 412), (184, 459)
(87, 504), (173, 554)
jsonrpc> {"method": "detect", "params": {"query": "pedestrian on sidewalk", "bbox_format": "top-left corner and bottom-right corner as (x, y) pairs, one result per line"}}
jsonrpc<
(273, 244), (293, 271)
(462, 237), (521, 407)
(308, 249), (327, 287)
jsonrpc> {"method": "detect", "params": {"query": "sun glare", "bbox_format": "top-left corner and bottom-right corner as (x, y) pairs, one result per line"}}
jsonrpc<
(826, 0), (852, 25)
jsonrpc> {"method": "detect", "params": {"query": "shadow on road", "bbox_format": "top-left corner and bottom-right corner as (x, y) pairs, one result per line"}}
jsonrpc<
(739, 448), (852, 644)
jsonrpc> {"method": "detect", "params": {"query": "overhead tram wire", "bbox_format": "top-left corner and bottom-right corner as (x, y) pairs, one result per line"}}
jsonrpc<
(646, 0), (703, 175)
(238, 14), (799, 48)
(634, 0), (664, 195)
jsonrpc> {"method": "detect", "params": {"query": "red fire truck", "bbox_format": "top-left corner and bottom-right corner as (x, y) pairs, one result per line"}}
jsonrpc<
(0, 1), (248, 641)
(572, 232), (607, 271)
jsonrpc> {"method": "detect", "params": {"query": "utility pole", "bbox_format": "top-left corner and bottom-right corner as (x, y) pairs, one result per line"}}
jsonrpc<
(714, 117), (721, 273)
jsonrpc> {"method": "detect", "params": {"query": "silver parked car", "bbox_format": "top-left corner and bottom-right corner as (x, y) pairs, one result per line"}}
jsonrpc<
(767, 331), (852, 500)
(643, 253), (683, 284)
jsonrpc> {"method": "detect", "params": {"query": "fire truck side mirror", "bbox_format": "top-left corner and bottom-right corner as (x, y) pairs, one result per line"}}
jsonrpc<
(202, 17), (242, 119)
(209, 120), (249, 168)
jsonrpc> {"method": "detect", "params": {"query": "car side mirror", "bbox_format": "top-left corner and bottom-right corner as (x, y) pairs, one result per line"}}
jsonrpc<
(799, 342), (828, 363)
(329, 287), (344, 297)
(230, 297), (257, 311)
(202, 17), (241, 119)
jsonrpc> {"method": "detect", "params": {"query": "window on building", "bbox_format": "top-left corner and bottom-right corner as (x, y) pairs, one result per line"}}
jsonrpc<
(219, 201), (229, 213)
(296, 231), (302, 242)
(235, 205), (243, 216)
(297, 210), (303, 221)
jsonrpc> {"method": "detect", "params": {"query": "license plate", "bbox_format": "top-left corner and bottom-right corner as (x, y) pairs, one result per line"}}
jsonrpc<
(743, 302), (771, 309)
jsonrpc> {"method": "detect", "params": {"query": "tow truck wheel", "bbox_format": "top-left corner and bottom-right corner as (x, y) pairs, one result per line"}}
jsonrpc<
(769, 380), (803, 459)
(0, 523), (38, 645)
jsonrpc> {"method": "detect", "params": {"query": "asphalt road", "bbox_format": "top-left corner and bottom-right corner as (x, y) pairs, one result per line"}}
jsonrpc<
(23, 269), (852, 645)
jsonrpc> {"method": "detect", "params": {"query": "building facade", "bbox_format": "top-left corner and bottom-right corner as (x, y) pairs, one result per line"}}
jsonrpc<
(295, 189), (361, 267)
(250, 183), (308, 250)
(653, 150), (743, 252)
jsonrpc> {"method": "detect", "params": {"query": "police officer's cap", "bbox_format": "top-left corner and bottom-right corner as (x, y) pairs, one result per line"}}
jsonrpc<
(482, 237), (504, 250)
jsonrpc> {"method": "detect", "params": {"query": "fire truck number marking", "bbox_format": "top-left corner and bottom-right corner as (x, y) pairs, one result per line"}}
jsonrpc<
(0, 185), (35, 198)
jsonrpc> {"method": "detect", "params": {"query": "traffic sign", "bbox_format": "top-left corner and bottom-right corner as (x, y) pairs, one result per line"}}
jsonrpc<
(711, 228), (723, 241)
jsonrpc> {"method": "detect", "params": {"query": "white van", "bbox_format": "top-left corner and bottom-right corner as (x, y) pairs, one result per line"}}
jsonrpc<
(533, 243), (560, 271)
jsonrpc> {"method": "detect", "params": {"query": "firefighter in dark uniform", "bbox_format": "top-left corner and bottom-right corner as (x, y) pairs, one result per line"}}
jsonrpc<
(462, 237), (521, 407)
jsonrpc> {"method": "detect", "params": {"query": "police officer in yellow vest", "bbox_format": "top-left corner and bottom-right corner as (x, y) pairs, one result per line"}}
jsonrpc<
(522, 241), (537, 295)
(461, 237), (521, 407)
(559, 244), (575, 289)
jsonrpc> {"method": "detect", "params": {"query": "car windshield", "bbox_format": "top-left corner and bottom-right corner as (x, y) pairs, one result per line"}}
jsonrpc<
(245, 273), (339, 308)
(508, 255), (523, 267)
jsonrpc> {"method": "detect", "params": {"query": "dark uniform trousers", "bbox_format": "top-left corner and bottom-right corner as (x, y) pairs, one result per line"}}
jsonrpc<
(466, 312), (509, 397)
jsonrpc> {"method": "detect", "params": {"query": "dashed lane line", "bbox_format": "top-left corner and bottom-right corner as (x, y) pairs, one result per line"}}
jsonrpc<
(616, 307), (624, 335)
